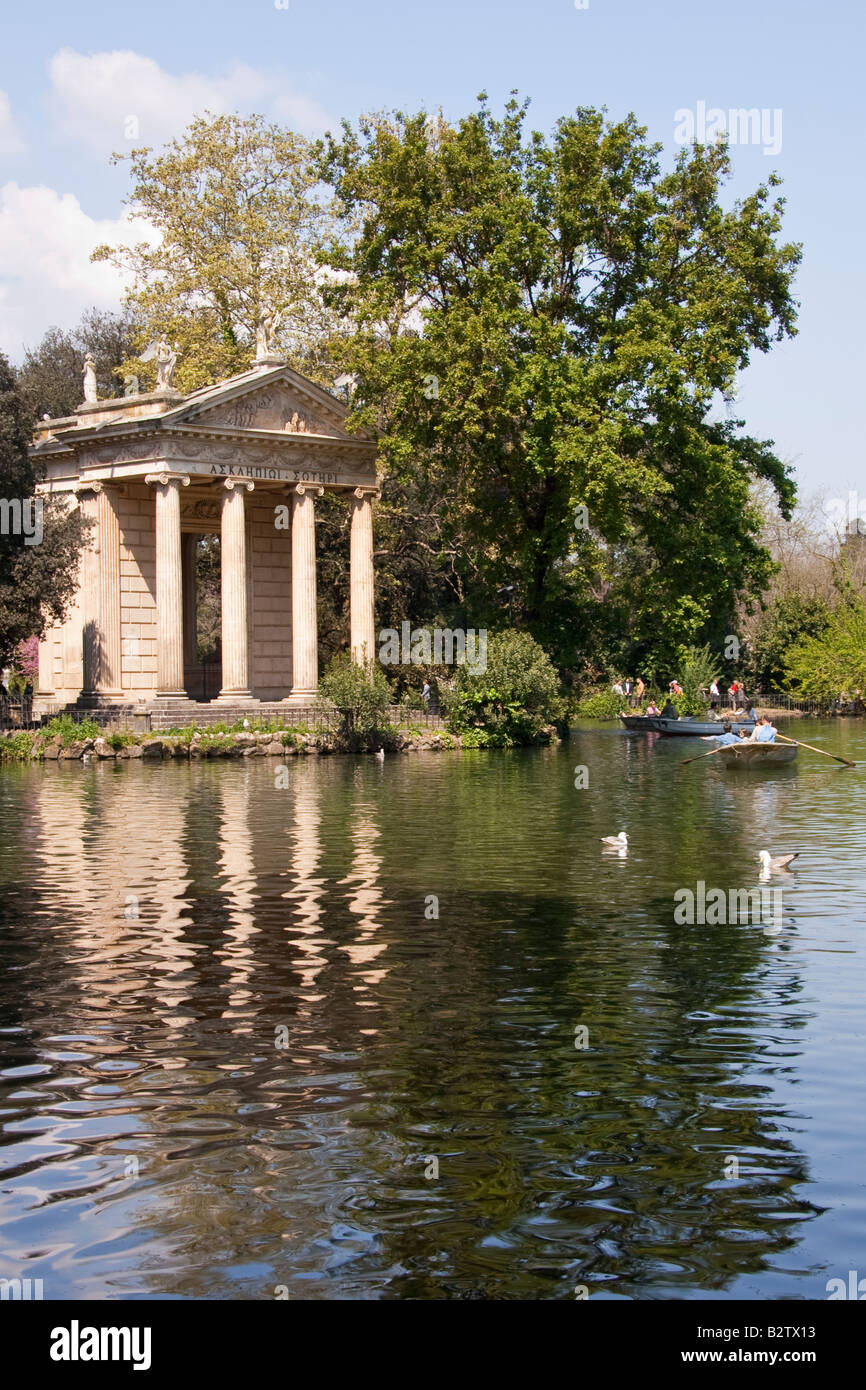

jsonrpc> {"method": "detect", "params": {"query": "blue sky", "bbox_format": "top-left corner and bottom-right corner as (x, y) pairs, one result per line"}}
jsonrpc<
(0, 0), (862, 501)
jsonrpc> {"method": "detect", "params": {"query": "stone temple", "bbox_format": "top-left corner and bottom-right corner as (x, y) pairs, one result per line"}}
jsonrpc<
(30, 356), (379, 721)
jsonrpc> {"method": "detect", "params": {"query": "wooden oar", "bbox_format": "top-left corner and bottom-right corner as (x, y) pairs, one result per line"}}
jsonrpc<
(680, 743), (733, 766)
(774, 731), (856, 768)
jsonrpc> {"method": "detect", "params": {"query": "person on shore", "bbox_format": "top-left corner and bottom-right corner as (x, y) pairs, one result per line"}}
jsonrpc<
(612, 680), (624, 697)
(751, 715), (777, 743)
(635, 677), (646, 704)
(704, 721), (738, 747)
(669, 680), (683, 697)
(422, 681), (432, 708)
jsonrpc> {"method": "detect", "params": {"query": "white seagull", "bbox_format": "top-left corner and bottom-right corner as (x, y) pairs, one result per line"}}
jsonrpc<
(375, 747), (385, 762)
(600, 832), (628, 849)
(759, 849), (799, 875)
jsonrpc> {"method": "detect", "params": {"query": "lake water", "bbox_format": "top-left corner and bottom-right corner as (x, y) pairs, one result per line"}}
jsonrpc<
(1, 719), (864, 1300)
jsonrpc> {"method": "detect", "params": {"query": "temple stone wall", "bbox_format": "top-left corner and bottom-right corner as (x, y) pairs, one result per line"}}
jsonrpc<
(117, 483), (158, 696)
(249, 495), (292, 700)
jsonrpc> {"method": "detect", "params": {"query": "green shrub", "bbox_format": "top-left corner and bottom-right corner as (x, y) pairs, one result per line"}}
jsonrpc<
(574, 688), (625, 720)
(446, 631), (561, 744)
(43, 715), (99, 745)
(673, 643), (719, 717)
(318, 652), (391, 737)
(0, 731), (39, 761)
(106, 730), (135, 750)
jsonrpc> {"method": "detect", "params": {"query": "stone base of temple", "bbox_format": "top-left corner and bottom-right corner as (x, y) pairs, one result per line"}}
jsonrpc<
(75, 691), (125, 708)
(147, 700), (323, 730)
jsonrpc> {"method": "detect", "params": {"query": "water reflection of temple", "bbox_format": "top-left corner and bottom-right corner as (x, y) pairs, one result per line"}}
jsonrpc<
(3, 753), (824, 1299)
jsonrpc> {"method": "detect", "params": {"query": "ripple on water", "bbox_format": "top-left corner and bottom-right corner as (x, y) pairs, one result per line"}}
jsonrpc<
(0, 728), (864, 1297)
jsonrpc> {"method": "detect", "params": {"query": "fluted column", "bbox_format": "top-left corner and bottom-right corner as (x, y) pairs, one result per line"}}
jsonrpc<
(146, 472), (189, 698)
(77, 483), (101, 699)
(96, 484), (122, 694)
(290, 484), (320, 699)
(218, 479), (253, 700)
(350, 488), (376, 670)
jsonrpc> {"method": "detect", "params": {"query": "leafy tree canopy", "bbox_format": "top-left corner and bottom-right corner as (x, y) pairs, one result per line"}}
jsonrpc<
(0, 354), (89, 664)
(783, 580), (866, 702)
(16, 307), (137, 420)
(93, 112), (338, 391)
(319, 96), (800, 674)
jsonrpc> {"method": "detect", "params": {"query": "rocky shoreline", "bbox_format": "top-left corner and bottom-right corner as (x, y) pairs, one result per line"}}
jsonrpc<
(0, 726), (465, 762)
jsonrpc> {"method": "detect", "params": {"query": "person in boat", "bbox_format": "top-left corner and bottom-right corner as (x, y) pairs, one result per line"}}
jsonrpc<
(660, 699), (678, 719)
(645, 700), (660, 716)
(737, 727), (750, 739)
(750, 715), (777, 743)
(703, 721), (739, 746)
(745, 704), (758, 722)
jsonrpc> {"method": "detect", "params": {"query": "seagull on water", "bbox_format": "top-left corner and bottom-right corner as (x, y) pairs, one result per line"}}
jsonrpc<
(375, 747), (385, 762)
(759, 849), (799, 875)
(600, 832), (628, 849)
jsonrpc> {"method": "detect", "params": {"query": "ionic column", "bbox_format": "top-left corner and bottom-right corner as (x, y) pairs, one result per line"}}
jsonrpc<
(96, 484), (122, 694)
(77, 483), (102, 699)
(290, 484), (320, 699)
(146, 472), (190, 698)
(350, 488), (376, 669)
(218, 479), (254, 700)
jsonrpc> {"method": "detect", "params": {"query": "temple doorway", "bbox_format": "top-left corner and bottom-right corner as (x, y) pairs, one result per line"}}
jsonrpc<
(182, 533), (222, 701)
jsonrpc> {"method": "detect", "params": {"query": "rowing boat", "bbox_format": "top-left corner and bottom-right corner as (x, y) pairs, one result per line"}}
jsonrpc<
(619, 714), (657, 730)
(717, 742), (798, 769)
(653, 716), (756, 737)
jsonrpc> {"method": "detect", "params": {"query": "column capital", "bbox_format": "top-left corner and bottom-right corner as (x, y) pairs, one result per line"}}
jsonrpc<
(145, 472), (191, 489)
(223, 478), (255, 493)
(73, 479), (103, 496)
(293, 483), (324, 497)
(352, 486), (379, 500)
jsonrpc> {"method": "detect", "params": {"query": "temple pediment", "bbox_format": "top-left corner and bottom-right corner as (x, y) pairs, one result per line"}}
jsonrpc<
(164, 364), (364, 442)
(30, 360), (378, 497)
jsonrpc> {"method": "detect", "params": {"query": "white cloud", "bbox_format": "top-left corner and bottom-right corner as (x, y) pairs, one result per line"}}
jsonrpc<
(48, 48), (333, 155)
(0, 90), (27, 159)
(0, 182), (148, 357)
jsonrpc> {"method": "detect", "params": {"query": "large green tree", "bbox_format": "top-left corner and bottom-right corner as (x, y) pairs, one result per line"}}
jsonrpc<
(319, 97), (800, 674)
(0, 354), (89, 665)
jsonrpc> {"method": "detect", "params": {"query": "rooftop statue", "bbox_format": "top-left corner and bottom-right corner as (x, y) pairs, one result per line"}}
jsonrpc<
(254, 308), (282, 361)
(83, 352), (98, 403)
(140, 338), (179, 390)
